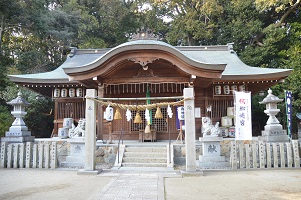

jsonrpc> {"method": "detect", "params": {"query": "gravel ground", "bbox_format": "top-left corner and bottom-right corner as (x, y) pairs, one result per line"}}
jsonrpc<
(0, 169), (112, 200)
(0, 168), (301, 200)
(165, 169), (301, 200)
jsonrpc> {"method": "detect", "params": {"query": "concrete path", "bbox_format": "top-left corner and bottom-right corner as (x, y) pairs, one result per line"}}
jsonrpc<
(93, 167), (180, 200)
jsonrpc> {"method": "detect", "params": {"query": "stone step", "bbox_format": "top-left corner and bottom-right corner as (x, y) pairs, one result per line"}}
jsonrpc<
(122, 157), (167, 163)
(123, 152), (166, 157)
(125, 147), (167, 153)
(121, 162), (167, 167)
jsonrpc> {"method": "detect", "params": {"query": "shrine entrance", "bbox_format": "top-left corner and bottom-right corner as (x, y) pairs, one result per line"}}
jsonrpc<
(97, 82), (188, 141)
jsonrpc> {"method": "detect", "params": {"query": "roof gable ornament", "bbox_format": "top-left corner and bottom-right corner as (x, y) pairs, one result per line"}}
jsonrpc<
(129, 27), (160, 41)
(128, 57), (159, 67)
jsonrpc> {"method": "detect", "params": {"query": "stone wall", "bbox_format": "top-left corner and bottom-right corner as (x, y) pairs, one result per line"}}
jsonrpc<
(95, 145), (118, 169)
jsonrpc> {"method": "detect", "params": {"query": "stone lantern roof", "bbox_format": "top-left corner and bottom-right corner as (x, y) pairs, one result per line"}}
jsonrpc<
(259, 89), (283, 104)
(7, 91), (30, 106)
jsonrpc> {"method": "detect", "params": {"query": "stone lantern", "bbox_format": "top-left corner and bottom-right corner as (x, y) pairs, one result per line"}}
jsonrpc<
(258, 89), (289, 142)
(2, 92), (34, 142)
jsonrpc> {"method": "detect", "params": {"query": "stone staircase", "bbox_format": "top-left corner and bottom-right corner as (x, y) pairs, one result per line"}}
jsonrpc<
(121, 145), (168, 167)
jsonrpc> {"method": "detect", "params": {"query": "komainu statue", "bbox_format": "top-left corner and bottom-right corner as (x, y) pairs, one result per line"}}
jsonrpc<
(201, 117), (221, 137)
(69, 118), (86, 138)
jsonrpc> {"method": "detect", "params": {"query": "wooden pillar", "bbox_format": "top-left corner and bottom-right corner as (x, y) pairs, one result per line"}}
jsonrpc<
(52, 100), (59, 137)
(97, 85), (104, 140)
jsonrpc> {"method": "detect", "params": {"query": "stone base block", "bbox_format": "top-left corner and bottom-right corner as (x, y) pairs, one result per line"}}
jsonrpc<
(5, 130), (31, 137)
(199, 155), (226, 162)
(1, 136), (35, 143)
(61, 139), (85, 168)
(199, 136), (223, 142)
(258, 135), (289, 142)
(61, 162), (84, 168)
(77, 169), (102, 175)
(261, 129), (287, 136)
(198, 155), (230, 168)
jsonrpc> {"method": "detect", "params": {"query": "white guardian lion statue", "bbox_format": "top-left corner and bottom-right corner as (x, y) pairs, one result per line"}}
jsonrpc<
(201, 117), (221, 137)
(69, 118), (86, 138)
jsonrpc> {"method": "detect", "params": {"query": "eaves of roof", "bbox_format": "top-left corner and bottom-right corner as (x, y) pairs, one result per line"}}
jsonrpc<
(8, 40), (292, 83)
(62, 40), (227, 75)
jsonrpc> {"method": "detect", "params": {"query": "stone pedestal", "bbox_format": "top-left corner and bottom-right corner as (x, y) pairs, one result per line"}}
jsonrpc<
(258, 125), (289, 142)
(198, 136), (230, 168)
(61, 138), (85, 168)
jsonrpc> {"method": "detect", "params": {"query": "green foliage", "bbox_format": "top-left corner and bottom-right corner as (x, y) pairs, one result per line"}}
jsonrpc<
(0, 105), (13, 137)
(24, 97), (54, 138)
(251, 94), (267, 136)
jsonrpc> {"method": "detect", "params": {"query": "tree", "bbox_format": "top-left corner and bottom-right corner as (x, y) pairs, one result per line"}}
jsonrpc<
(150, 0), (223, 45)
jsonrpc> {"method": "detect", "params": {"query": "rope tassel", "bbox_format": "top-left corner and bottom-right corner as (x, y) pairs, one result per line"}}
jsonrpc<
(114, 108), (122, 120)
(134, 111), (142, 123)
(155, 107), (163, 119)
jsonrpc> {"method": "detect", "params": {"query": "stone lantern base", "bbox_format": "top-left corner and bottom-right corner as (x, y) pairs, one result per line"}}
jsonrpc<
(258, 125), (289, 142)
(1, 136), (35, 143)
(2, 127), (34, 143)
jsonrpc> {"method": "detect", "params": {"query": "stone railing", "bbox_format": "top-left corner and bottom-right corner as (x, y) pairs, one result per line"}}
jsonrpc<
(0, 140), (118, 169)
(0, 140), (300, 170)
(230, 140), (301, 169)
(0, 141), (57, 169)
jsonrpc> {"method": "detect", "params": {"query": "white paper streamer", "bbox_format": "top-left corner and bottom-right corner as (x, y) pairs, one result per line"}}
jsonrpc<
(167, 105), (173, 118)
(145, 108), (150, 122)
(126, 109), (132, 121)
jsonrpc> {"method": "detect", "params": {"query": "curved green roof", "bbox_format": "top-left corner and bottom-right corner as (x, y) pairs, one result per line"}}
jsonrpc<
(9, 39), (292, 84)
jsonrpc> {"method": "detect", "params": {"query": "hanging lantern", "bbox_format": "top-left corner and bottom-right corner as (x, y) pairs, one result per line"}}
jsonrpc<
(239, 85), (246, 92)
(223, 85), (230, 95)
(144, 124), (151, 134)
(69, 88), (75, 97)
(105, 105), (114, 121)
(54, 88), (60, 98)
(126, 109), (132, 122)
(177, 106), (185, 120)
(155, 107), (163, 119)
(76, 88), (83, 97)
(61, 88), (67, 97)
(134, 111), (142, 123)
(231, 85), (237, 94)
(215, 85), (221, 95)
(114, 108), (122, 120)
(167, 105), (173, 118)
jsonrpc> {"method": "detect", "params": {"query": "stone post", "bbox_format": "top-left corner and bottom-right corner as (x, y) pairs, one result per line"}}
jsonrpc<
(78, 89), (100, 175)
(184, 87), (197, 171)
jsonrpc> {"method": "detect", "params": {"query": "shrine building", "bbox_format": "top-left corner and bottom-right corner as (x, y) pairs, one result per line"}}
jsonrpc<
(8, 35), (292, 141)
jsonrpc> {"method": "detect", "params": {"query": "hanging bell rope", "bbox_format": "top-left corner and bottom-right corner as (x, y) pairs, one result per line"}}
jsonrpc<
(114, 108), (122, 120)
(155, 106), (163, 119)
(134, 111), (142, 123)
(144, 124), (151, 133)
(86, 96), (189, 110)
